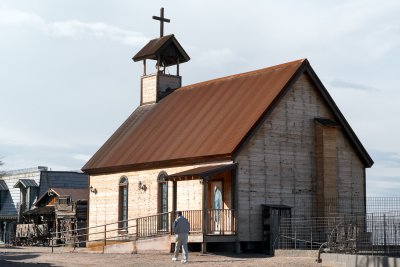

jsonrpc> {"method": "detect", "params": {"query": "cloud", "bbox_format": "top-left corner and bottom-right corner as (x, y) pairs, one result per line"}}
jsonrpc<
(194, 48), (245, 67)
(0, 7), (44, 25)
(72, 154), (91, 162)
(0, 142), (97, 171)
(367, 175), (400, 197)
(370, 150), (400, 168)
(0, 7), (148, 46)
(330, 79), (379, 92)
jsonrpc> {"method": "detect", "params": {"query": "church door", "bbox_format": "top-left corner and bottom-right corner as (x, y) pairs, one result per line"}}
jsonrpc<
(210, 181), (223, 233)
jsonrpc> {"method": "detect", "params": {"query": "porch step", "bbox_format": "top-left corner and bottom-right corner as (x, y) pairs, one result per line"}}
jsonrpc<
(82, 235), (172, 254)
(136, 235), (171, 253)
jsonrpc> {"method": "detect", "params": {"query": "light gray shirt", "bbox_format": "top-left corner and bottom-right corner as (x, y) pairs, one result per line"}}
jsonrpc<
(173, 215), (190, 234)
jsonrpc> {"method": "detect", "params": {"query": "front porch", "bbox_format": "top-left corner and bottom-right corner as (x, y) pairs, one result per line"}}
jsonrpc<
(165, 163), (238, 251)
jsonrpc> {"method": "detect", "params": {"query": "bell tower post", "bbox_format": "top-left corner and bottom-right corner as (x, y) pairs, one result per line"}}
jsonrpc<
(132, 7), (190, 105)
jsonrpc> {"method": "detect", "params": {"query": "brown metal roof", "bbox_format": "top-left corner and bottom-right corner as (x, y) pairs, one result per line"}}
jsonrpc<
(132, 34), (190, 66)
(165, 164), (237, 181)
(83, 59), (305, 174)
(51, 188), (88, 201)
(82, 59), (373, 174)
(34, 188), (88, 207)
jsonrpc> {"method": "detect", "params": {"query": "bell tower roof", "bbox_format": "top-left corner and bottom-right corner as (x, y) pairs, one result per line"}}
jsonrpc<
(132, 7), (190, 105)
(132, 34), (190, 67)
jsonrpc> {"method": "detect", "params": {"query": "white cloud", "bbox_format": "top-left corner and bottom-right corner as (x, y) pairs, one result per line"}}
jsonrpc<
(0, 7), (148, 46)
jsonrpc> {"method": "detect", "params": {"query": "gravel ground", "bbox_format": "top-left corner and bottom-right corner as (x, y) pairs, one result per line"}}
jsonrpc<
(0, 246), (326, 267)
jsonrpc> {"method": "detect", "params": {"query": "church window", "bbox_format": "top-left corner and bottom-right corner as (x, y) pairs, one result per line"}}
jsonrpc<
(118, 176), (129, 230)
(158, 171), (168, 230)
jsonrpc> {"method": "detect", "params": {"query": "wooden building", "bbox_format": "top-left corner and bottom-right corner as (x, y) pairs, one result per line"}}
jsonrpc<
(82, 10), (373, 253)
(24, 188), (88, 245)
(0, 167), (88, 244)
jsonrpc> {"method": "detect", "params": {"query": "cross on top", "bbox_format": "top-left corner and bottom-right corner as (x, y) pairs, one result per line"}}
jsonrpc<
(152, 7), (170, 37)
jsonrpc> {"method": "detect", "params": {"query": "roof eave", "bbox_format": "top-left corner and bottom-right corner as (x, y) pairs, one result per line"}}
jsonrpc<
(132, 35), (190, 64)
(82, 154), (232, 175)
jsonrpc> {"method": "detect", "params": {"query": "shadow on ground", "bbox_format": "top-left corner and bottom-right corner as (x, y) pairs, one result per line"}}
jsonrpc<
(0, 253), (54, 267)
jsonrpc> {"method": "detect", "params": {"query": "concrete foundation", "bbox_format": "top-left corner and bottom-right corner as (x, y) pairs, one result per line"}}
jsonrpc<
(103, 241), (136, 254)
(322, 253), (400, 267)
(136, 235), (171, 253)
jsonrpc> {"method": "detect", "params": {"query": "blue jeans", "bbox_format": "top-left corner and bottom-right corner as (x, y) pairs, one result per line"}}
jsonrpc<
(173, 233), (188, 261)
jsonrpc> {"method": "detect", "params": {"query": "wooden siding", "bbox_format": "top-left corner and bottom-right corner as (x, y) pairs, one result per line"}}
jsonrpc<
(141, 74), (157, 104)
(235, 73), (366, 242)
(0, 168), (42, 218)
(315, 122), (338, 217)
(88, 161), (232, 241)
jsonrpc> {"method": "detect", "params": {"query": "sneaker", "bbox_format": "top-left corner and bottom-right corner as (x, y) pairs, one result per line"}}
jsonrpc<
(172, 257), (178, 261)
(181, 260), (187, 263)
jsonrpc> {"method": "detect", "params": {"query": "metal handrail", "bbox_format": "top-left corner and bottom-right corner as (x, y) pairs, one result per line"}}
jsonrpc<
(49, 211), (174, 251)
(49, 209), (236, 252)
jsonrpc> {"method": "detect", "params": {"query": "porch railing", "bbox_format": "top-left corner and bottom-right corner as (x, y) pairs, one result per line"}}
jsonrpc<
(207, 209), (236, 235)
(48, 209), (236, 250)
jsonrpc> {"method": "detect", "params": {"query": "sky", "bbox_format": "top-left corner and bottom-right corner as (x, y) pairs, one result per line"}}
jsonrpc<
(0, 0), (399, 196)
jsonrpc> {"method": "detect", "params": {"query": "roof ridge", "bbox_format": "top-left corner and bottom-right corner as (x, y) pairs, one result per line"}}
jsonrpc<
(178, 58), (306, 91)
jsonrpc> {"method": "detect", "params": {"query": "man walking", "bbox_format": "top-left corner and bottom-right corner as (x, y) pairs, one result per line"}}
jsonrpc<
(172, 211), (190, 263)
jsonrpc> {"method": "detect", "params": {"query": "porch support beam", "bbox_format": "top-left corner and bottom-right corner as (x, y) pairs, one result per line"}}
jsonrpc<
(171, 181), (177, 234)
(201, 178), (208, 253)
(233, 166), (240, 254)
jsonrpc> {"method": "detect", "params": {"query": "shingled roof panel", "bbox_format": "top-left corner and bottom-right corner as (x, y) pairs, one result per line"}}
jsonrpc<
(14, 179), (38, 188)
(0, 180), (8, 191)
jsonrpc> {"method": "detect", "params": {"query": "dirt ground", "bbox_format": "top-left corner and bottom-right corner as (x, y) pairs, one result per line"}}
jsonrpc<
(0, 246), (325, 267)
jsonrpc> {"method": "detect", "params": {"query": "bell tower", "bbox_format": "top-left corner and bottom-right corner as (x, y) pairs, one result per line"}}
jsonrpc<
(132, 7), (190, 105)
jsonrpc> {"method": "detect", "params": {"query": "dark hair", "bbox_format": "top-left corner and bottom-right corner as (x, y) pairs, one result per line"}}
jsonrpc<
(176, 211), (182, 216)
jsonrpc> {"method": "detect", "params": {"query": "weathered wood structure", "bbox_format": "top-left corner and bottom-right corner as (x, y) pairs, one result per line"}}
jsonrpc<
(82, 9), (373, 253)
(0, 168), (88, 244)
(23, 188), (88, 246)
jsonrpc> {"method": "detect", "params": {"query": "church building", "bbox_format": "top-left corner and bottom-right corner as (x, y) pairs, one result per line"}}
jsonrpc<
(82, 8), (373, 253)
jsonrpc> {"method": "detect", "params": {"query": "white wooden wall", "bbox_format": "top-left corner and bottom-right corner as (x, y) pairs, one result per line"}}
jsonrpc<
(235, 73), (366, 241)
(88, 161), (232, 241)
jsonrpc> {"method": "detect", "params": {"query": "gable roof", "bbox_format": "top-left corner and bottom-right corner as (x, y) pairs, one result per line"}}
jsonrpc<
(14, 179), (39, 188)
(132, 34), (190, 66)
(34, 188), (88, 207)
(0, 180), (8, 191)
(82, 59), (373, 174)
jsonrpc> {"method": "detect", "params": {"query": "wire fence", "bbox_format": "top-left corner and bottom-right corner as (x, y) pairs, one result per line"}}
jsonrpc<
(275, 198), (400, 257)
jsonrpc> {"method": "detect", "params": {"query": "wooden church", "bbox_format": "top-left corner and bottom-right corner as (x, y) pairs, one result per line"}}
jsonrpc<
(82, 8), (373, 253)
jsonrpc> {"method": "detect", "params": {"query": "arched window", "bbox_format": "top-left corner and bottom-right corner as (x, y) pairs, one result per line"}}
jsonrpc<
(158, 171), (168, 230)
(118, 176), (128, 230)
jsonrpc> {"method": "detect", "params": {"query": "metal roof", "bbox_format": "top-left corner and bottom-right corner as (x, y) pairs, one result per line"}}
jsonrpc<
(34, 188), (88, 207)
(51, 188), (88, 200)
(132, 34), (190, 66)
(24, 206), (55, 216)
(165, 164), (237, 181)
(0, 180), (8, 191)
(14, 179), (39, 188)
(82, 59), (373, 174)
